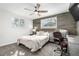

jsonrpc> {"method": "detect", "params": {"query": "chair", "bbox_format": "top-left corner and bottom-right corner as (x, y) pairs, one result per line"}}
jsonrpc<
(53, 31), (64, 45)
(53, 31), (68, 55)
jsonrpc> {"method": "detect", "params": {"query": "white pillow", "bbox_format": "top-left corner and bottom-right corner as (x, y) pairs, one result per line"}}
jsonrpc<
(59, 29), (68, 38)
(36, 31), (49, 36)
(43, 32), (49, 36)
(36, 31), (44, 36)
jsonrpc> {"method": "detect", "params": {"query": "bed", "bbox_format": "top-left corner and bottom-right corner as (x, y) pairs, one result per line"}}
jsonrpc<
(17, 32), (49, 52)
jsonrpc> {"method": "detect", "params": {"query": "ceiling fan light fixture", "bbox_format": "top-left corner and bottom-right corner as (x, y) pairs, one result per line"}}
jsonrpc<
(24, 3), (48, 16)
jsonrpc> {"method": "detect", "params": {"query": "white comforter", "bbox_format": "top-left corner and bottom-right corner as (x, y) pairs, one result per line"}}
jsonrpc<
(17, 35), (49, 52)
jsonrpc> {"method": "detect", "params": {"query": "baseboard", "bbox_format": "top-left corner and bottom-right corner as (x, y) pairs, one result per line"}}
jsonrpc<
(0, 41), (16, 47)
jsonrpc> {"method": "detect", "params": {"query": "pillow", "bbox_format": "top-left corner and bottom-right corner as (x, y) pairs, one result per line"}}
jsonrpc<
(59, 29), (68, 38)
(43, 32), (49, 36)
(36, 31), (44, 36)
(36, 31), (49, 36)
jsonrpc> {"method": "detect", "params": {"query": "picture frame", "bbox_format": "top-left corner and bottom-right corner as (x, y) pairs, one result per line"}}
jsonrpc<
(13, 18), (25, 27)
(41, 17), (57, 29)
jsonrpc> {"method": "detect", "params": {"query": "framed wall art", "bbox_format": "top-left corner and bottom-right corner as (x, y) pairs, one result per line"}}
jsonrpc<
(41, 17), (57, 29)
(13, 18), (25, 27)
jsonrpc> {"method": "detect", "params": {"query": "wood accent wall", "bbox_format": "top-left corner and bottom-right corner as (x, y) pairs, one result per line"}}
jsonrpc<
(33, 12), (77, 35)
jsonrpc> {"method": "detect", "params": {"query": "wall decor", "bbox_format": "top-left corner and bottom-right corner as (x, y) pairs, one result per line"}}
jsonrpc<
(13, 18), (25, 27)
(41, 17), (57, 29)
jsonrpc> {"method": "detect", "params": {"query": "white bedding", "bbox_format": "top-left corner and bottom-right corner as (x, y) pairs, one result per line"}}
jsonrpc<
(17, 34), (49, 52)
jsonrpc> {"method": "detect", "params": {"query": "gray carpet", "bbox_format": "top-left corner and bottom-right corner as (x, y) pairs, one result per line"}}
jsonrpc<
(0, 42), (63, 56)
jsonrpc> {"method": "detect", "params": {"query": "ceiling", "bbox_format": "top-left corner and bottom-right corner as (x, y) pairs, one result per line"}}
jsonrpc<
(0, 3), (70, 19)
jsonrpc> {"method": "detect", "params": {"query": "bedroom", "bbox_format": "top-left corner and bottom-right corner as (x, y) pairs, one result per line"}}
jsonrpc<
(0, 3), (79, 56)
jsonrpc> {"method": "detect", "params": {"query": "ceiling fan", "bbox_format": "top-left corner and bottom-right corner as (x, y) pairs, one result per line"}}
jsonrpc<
(24, 3), (48, 16)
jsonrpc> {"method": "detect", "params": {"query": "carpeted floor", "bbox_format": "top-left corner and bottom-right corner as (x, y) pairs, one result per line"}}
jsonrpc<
(0, 42), (64, 56)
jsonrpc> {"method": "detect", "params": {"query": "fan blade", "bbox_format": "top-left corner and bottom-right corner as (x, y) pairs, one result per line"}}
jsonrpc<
(24, 8), (33, 11)
(37, 10), (48, 13)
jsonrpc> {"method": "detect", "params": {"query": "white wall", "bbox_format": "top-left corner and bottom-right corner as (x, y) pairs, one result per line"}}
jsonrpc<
(0, 8), (33, 46)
